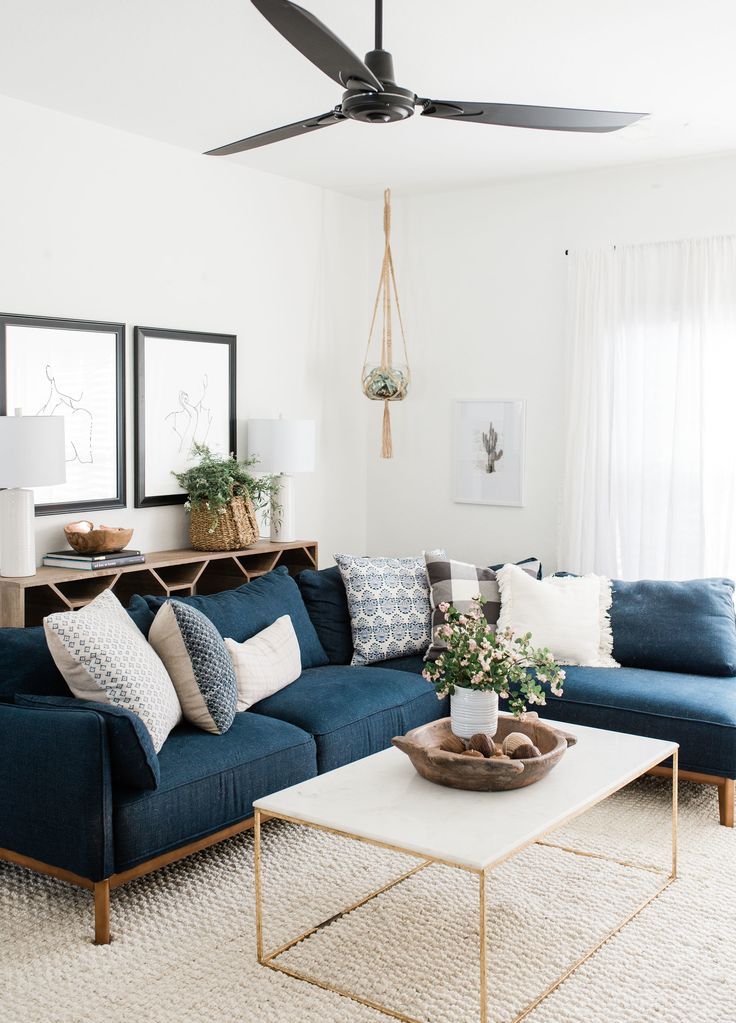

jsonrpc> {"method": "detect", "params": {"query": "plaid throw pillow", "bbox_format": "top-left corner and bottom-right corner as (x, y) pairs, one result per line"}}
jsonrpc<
(424, 554), (542, 661)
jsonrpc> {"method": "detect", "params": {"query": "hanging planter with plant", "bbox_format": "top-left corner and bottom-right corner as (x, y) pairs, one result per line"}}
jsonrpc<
(362, 187), (410, 458)
(172, 444), (279, 552)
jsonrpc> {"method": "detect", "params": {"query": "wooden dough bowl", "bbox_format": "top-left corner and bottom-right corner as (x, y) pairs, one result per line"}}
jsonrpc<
(392, 713), (577, 792)
(64, 521), (134, 555)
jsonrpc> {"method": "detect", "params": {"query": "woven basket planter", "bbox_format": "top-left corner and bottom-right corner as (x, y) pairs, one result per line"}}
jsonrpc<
(188, 495), (259, 552)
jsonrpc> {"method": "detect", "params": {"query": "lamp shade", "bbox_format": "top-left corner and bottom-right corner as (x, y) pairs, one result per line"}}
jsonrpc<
(0, 413), (66, 488)
(247, 419), (315, 474)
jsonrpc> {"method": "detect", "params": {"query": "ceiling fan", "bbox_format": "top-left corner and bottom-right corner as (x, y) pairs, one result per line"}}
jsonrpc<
(206, 0), (646, 156)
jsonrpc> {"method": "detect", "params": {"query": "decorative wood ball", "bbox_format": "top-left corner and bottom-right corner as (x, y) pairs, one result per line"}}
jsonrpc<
(468, 733), (494, 758)
(460, 749), (485, 758)
(510, 743), (541, 760)
(440, 735), (467, 755)
(502, 732), (532, 756)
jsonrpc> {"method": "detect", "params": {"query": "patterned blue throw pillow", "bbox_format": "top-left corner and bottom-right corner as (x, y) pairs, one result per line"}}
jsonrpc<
(149, 600), (237, 735)
(334, 553), (443, 665)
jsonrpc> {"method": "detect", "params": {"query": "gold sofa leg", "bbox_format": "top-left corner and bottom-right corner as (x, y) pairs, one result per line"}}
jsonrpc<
(94, 880), (111, 945)
(718, 778), (735, 828)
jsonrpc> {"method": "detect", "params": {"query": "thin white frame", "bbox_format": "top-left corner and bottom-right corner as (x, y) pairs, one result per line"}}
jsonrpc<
(453, 399), (526, 507)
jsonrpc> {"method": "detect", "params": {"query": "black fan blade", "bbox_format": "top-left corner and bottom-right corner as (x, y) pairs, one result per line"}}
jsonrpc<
(419, 99), (646, 133)
(252, 0), (382, 92)
(205, 109), (345, 156)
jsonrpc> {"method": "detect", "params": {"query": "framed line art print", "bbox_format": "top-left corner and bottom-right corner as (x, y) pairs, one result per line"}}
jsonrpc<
(453, 399), (526, 507)
(0, 312), (126, 515)
(134, 327), (236, 508)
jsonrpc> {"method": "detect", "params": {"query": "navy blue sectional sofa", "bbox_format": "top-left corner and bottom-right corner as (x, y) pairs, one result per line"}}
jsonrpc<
(0, 568), (446, 943)
(1, 564), (735, 945)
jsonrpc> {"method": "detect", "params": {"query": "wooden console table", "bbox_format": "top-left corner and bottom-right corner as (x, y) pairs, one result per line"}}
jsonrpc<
(0, 539), (318, 628)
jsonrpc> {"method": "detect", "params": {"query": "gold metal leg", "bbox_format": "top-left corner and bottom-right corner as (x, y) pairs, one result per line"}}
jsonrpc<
(479, 870), (488, 1023)
(254, 809), (264, 963)
(672, 749), (678, 878)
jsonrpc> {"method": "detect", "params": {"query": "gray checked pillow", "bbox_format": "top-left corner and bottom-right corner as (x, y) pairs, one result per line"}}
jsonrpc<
(149, 600), (237, 735)
(334, 552), (444, 665)
(44, 589), (181, 752)
(424, 554), (542, 661)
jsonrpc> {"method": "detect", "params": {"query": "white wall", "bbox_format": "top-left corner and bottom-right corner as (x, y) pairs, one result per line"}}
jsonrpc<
(366, 153), (736, 571)
(0, 94), (372, 566)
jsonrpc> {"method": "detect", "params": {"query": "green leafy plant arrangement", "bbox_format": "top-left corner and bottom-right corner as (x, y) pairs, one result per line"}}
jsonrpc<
(422, 596), (565, 716)
(172, 443), (280, 520)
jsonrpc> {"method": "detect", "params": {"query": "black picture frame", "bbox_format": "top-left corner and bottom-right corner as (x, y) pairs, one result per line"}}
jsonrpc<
(134, 326), (237, 508)
(0, 312), (126, 516)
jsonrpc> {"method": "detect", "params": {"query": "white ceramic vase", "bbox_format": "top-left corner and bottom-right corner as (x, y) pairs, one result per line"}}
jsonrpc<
(450, 686), (499, 739)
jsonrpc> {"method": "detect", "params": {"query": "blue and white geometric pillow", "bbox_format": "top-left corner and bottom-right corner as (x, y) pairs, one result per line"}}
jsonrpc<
(149, 600), (237, 735)
(334, 552), (444, 666)
(43, 589), (182, 753)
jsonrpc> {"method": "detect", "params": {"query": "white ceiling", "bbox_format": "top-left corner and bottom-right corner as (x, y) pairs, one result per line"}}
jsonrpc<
(1, 0), (735, 198)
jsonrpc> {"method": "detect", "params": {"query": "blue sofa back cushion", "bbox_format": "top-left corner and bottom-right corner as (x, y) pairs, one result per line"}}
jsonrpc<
(610, 577), (736, 676)
(0, 626), (69, 697)
(14, 693), (160, 790)
(296, 565), (353, 664)
(133, 566), (328, 669)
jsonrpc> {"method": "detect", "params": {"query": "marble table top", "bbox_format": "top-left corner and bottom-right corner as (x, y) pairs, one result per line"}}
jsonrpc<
(255, 718), (677, 871)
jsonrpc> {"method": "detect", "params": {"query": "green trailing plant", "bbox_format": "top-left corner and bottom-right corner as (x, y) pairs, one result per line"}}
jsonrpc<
(422, 596), (565, 716)
(172, 444), (280, 522)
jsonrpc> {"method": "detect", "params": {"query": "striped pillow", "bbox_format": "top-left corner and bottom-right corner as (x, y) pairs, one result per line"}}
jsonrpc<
(424, 554), (542, 661)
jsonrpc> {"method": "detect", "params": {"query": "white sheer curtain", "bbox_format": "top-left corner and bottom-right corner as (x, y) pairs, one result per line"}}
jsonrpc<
(559, 236), (736, 580)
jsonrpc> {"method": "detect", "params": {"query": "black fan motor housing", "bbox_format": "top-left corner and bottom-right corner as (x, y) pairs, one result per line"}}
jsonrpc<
(342, 48), (416, 123)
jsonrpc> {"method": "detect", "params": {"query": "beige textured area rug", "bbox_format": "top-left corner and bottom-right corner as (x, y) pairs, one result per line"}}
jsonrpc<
(1, 776), (734, 1023)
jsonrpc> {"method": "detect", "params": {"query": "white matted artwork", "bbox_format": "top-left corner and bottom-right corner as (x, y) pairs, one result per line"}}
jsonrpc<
(453, 399), (526, 506)
(134, 327), (235, 507)
(0, 314), (125, 514)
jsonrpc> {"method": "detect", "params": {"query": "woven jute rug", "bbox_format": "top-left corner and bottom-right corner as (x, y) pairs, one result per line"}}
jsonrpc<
(1, 775), (734, 1023)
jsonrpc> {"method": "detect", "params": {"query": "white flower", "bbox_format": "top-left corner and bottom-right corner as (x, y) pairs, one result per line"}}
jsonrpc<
(438, 601), (450, 613)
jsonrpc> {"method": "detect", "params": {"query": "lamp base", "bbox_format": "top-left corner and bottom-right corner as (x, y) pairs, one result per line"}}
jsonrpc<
(0, 487), (37, 577)
(270, 475), (296, 543)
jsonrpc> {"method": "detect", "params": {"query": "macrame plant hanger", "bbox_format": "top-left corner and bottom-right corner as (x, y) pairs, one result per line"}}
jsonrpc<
(362, 188), (410, 458)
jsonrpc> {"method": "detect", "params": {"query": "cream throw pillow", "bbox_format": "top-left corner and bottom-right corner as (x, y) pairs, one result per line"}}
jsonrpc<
(43, 589), (182, 751)
(225, 615), (302, 712)
(496, 564), (619, 667)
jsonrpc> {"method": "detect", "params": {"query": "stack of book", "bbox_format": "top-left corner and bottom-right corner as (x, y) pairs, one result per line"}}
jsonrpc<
(42, 549), (146, 571)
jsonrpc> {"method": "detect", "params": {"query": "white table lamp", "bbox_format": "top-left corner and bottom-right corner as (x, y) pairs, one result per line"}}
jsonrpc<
(247, 418), (315, 542)
(0, 410), (66, 577)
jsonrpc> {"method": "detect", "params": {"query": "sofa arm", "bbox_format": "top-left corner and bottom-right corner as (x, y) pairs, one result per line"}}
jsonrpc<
(0, 703), (114, 882)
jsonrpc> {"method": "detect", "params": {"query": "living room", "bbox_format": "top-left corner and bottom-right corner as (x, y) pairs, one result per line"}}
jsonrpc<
(1, 2), (735, 1022)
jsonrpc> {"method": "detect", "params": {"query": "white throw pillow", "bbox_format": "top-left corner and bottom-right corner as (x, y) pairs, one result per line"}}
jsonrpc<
(496, 563), (619, 667)
(225, 615), (302, 712)
(43, 589), (182, 751)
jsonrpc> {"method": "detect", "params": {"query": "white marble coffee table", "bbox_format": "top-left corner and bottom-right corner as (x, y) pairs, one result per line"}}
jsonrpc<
(254, 718), (678, 1023)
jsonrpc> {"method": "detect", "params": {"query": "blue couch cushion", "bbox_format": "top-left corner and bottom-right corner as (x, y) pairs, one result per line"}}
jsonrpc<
(296, 565), (353, 665)
(134, 567), (328, 669)
(15, 693), (160, 790)
(610, 578), (736, 677)
(535, 665), (736, 778)
(249, 665), (449, 773)
(0, 626), (69, 697)
(113, 712), (316, 871)
(374, 655), (425, 674)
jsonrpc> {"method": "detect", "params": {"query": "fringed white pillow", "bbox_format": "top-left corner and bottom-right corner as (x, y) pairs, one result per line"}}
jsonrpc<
(496, 564), (618, 668)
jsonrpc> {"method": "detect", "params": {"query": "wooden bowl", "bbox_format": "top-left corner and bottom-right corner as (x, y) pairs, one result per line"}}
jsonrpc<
(392, 713), (577, 792)
(64, 521), (134, 555)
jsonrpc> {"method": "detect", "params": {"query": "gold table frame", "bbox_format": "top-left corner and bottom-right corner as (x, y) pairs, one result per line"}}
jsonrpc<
(254, 750), (677, 1023)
